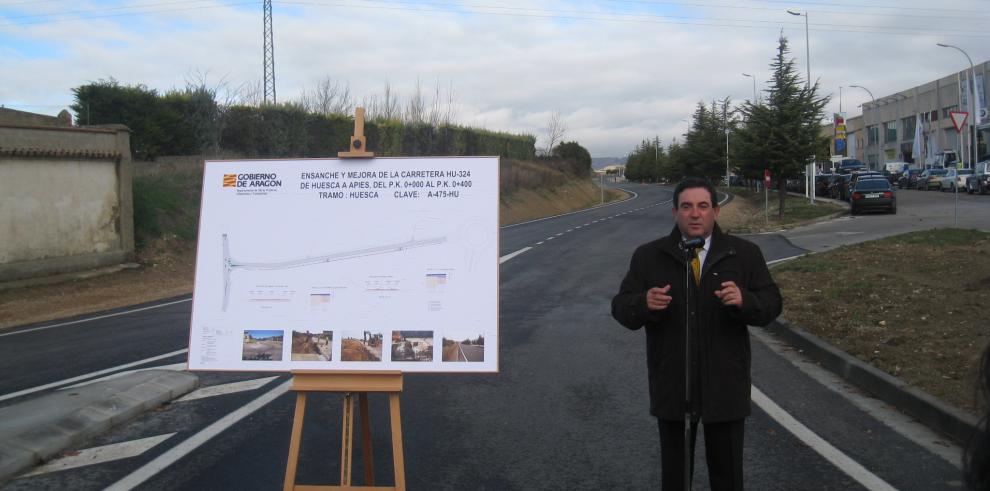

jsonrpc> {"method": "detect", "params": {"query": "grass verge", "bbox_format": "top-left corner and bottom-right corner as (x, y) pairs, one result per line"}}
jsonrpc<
(717, 186), (844, 234)
(772, 228), (990, 416)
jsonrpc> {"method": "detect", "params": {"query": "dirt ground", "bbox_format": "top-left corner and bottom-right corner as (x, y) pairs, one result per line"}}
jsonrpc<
(0, 235), (197, 329)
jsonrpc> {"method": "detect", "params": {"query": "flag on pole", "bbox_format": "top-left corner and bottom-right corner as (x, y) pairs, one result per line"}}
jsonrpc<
(912, 113), (922, 165)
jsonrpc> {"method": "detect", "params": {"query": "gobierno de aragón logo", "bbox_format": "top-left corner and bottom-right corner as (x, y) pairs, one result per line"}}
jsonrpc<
(222, 173), (282, 189)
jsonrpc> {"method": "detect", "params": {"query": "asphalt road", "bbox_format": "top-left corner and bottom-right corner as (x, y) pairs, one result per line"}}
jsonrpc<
(2, 182), (984, 490)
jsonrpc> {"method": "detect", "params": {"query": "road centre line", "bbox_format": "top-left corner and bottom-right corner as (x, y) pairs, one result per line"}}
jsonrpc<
(22, 433), (177, 478)
(106, 380), (293, 491)
(751, 385), (897, 491)
(0, 349), (188, 403)
(0, 297), (192, 338)
(499, 247), (532, 264)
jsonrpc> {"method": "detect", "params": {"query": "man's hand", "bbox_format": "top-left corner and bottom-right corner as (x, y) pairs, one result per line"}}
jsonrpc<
(715, 281), (743, 307)
(646, 285), (673, 311)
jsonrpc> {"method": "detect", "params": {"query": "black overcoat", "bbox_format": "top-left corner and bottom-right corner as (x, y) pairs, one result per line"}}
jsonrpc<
(611, 224), (782, 422)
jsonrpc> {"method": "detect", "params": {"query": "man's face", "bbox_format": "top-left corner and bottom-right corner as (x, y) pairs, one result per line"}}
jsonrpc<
(673, 187), (719, 239)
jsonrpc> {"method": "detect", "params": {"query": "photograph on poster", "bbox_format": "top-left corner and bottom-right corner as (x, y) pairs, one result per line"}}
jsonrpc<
(442, 335), (485, 362)
(291, 330), (332, 361)
(242, 330), (284, 361)
(391, 331), (434, 362)
(341, 331), (384, 361)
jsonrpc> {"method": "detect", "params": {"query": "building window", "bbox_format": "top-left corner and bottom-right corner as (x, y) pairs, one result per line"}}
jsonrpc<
(930, 110), (938, 122)
(884, 122), (897, 143)
(943, 105), (958, 118)
(902, 116), (916, 139)
(867, 126), (879, 144)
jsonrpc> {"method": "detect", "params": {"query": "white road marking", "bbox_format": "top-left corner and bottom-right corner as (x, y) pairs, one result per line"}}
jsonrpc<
(566, 229), (573, 232)
(176, 377), (280, 402)
(536, 241), (544, 245)
(750, 328), (963, 468)
(0, 298), (192, 338)
(547, 237), (555, 241)
(62, 363), (187, 389)
(21, 433), (176, 477)
(555, 233), (564, 236)
(767, 254), (805, 266)
(751, 385), (897, 491)
(0, 349), (188, 403)
(106, 380), (292, 491)
(499, 247), (532, 264)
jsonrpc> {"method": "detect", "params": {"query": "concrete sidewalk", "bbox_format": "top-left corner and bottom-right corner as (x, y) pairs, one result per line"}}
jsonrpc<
(0, 369), (198, 485)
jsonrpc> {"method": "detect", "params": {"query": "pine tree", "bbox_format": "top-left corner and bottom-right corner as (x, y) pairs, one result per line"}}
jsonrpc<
(735, 35), (829, 218)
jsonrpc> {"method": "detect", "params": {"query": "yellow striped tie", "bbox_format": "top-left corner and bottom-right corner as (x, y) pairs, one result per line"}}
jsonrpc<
(691, 248), (701, 285)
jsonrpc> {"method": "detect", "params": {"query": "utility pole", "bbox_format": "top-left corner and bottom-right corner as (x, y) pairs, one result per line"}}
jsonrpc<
(263, 0), (276, 105)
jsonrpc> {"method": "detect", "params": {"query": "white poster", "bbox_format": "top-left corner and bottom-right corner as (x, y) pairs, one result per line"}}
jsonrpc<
(188, 157), (499, 373)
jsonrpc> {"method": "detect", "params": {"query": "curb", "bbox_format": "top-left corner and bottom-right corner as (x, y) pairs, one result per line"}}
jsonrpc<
(0, 369), (199, 485)
(762, 317), (979, 445)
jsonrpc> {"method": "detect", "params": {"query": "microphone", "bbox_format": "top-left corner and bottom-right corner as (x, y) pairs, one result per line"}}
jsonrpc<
(679, 237), (705, 251)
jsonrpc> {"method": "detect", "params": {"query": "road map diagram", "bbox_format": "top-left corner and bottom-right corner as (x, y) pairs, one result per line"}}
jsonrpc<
(188, 157), (499, 373)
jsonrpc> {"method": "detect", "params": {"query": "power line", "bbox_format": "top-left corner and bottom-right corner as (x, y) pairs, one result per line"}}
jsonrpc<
(274, 0), (990, 38)
(0, 1), (255, 27)
(608, 0), (990, 17)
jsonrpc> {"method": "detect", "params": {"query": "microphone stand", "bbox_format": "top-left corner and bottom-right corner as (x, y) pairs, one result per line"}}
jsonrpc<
(681, 242), (694, 491)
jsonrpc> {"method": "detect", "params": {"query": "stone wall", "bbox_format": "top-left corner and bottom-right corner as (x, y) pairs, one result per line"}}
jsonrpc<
(0, 117), (134, 282)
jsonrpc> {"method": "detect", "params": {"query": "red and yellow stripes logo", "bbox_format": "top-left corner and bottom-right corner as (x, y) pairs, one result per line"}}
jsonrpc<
(222, 174), (237, 188)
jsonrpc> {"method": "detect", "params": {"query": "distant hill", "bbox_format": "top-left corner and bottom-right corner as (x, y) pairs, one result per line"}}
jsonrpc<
(592, 157), (625, 170)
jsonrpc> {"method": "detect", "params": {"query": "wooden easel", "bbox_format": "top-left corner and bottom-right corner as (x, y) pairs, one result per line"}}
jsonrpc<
(282, 370), (405, 491)
(283, 111), (404, 490)
(338, 107), (375, 158)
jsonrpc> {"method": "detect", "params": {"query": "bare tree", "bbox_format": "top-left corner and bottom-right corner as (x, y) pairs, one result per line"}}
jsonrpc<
(405, 78), (426, 124)
(541, 110), (567, 156)
(428, 78), (458, 127)
(365, 80), (401, 122)
(299, 76), (353, 116)
(236, 79), (265, 107)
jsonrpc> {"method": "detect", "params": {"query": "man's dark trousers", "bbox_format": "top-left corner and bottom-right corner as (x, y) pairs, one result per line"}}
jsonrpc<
(658, 418), (745, 491)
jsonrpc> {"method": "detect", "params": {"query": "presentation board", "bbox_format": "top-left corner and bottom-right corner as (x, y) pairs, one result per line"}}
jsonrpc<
(187, 156), (499, 372)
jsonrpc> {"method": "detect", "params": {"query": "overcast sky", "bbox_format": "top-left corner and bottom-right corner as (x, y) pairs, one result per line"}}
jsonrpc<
(2, 0), (989, 157)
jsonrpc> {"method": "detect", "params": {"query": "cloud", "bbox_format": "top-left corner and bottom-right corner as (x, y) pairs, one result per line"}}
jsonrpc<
(1, 0), (988, 157)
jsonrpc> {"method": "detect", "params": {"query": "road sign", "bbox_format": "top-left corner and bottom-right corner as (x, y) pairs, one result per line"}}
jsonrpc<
(949, 111), (969, 133)
(764, 169), (771, 186)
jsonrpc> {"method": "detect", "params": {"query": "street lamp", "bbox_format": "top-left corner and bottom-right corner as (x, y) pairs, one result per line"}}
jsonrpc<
(788, 9), (815, 202)
(850, 85), (883, 171)
(742, 73), (758, 104)
(787, 10), (810, 88)
(938, 42), (977, 168)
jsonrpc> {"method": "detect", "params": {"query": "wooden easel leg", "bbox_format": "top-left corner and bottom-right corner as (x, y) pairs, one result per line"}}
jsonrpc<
(359, 392), (375, 485)
(283, 392), (308, 491)
(389, 392), (406, 490)
(340, 393), (354, 486)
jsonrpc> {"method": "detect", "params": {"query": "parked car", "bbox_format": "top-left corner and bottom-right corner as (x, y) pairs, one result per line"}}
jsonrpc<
(966, 160), (990, 194)
(849, 171), (885, 194)
(937, 168), (973, 192)
(919, 168), (948, 190)
(836, 158), (868, 174)
(850, 178), (896, 214)
(897, 168), (923, 189)
(829, 174), (852, 200)
(815, 174), (833, 196)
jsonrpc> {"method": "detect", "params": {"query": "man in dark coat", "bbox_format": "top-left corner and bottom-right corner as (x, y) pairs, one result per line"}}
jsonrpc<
(611, 177), (782, 491)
